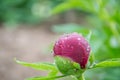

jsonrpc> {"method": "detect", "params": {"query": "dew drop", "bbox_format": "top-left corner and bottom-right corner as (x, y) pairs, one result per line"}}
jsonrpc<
(86, 48), (90, 52)
(77, 38), (81, 40)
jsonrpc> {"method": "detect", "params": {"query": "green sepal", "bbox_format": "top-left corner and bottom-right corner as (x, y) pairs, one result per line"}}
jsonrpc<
(85, 31), (92, 42)
(88, 52), (95, 66)
(54, 56), (84, 75)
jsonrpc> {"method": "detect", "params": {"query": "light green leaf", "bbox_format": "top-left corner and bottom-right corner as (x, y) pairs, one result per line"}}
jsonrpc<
(26, 75), (67, 80)
(92, 59), (120, 68)
(15, 59), (58, 76)
(107, 58), (120, 61)
(16, 59), (55, 70)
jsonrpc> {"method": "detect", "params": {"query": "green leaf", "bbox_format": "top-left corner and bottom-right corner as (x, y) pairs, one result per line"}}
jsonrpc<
(92, 59), (120, 69)
(16, 59), (55, 70)
(26, 75), (67, 80)
(107, 58), (120, 61)
(15, 59), (58, 76)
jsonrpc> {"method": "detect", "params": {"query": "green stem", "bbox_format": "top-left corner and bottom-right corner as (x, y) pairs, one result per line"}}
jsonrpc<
(77, 74), (85, 80)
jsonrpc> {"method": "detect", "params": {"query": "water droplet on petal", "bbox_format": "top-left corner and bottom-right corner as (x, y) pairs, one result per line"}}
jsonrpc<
(77, 38), (81, 40)
(86, 48), (90, 52)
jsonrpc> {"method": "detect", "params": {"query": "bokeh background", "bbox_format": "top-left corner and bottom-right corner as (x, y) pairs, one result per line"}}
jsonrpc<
(0, 0), (120, 80)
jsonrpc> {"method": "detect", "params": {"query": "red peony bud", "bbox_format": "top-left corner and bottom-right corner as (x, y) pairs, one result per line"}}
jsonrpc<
(53, 33), (91, 69)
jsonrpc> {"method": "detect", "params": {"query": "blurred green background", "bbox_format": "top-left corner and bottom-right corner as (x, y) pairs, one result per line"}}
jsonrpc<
(0, 0), (120, 80)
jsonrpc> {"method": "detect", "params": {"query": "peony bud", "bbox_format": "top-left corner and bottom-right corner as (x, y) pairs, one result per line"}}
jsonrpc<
(53, 33), (91, 69)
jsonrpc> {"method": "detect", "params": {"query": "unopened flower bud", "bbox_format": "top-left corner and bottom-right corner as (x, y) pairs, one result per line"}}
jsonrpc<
(53, 33), (91, 69)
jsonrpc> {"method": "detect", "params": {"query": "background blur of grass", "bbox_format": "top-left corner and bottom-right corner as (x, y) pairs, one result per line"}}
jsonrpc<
(0, 0), (120, 80)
